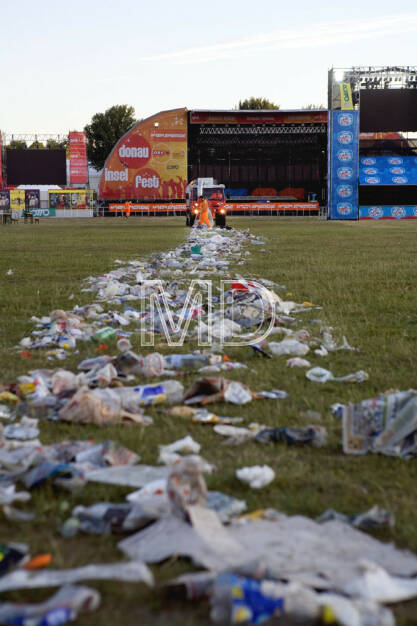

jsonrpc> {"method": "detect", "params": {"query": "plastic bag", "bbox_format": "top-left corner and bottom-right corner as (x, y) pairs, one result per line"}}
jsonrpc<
(236, 465), (275, 489)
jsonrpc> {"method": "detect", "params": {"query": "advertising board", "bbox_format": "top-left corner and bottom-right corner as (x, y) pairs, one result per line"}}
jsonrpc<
(99, 108), (187, 200)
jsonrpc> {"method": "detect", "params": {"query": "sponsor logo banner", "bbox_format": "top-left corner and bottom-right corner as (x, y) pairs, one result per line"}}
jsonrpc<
(100, 108), (188, 200)
(32, 207), (56, 218)
(359, 205), (417, 219)
(359, 156), (417, 185)
(328, 110), (359, 219)
(339, 83), (354, 110)
(108, 202), (319, 213)
(69, 131), (88, 184)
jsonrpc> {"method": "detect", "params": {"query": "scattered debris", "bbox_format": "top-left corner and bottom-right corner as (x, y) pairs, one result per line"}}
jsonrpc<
(1, 224), (413, 625)
(343, 390), (417, 457)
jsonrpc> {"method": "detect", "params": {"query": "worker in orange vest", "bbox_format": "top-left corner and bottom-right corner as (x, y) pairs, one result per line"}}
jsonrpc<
(198, 196), (212, 228)
(124, 201), (131, 219)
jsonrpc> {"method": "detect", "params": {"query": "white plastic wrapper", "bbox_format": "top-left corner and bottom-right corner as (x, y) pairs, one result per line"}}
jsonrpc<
(224, 381), (252, 405)
(306, 367), (369, 384)
(269, 339), (309, 357)
(236, 465), (275, 489)
(158, 435), (201, 463)
(286, 357), (311, 368)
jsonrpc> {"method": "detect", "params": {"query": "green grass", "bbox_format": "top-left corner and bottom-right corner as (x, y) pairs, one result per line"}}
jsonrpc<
(1, 217), (417, 625)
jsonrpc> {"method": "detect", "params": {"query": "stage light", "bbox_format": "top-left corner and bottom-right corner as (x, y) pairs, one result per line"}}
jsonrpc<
(154, 122), (159, 127)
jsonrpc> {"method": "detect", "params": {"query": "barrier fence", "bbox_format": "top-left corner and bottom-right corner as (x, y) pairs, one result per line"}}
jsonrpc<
(1, 201), (320, 221)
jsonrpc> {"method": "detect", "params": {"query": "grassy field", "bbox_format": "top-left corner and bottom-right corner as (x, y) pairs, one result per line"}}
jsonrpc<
(1, 216), (417, 625)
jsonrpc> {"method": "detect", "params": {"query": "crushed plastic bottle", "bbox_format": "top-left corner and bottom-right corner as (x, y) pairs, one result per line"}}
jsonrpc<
(91, 327), (116, 343)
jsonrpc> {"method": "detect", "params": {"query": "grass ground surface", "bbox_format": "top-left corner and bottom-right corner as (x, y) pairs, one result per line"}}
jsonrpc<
(0, 217), (417, 625)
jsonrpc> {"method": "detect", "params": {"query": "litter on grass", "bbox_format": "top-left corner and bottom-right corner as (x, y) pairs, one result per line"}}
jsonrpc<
(1, 223), (410, 626)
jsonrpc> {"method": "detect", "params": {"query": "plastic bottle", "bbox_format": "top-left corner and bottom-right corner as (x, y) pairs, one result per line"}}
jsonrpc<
(164, 354), (209, 371)
(112, 380), (184, 409)
(91, 327), (116, 343)
(210, 574), (320, 623)
(58, 336), (76, 349)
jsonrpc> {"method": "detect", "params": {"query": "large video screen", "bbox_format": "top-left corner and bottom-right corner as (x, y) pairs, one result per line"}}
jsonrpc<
(6, 149), (67, 185)
(360, 90), (417, 132)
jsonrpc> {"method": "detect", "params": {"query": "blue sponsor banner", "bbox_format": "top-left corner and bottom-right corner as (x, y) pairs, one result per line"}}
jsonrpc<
(359, 206), (417, 219)
(328, 110), (359, 219)
(359, 156), (417, 185)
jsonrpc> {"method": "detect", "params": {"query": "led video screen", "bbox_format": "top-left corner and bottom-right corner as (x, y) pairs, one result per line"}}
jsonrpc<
(6, 149), (67, 185)
(360, 90), (417, 132)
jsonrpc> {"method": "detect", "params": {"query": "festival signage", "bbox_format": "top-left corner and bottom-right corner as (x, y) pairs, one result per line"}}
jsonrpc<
(0, 190), (9, 211)
(107, 202), (319, 213)
(69, 131), (88, 184)
(189, 111), (328, 124)
(49, 189), (94, 209)
(10, 189), (25, 214)
(25, 190), (40, 210)
(359, 156), (417, 185)
(328, 110), (359, 219)
(359, 206), (417, 219)
(49, 191), (71, 209)
(99, 108), (188, 200)
(339, 83), (353, 110)
(32, 207), (56, 218)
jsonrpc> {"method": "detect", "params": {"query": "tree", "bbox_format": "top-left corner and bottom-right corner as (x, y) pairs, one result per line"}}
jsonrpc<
(301, 104), (326, 110)
(7, 140), (27, 149)
(29, 140), (45, 149)
(237, 97), (279, 110)
(84, 105), (136, 170)
(46, 138), (68, 150)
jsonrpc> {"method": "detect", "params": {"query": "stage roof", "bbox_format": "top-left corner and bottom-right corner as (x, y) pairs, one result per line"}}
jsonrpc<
(189, 110), (328, 125)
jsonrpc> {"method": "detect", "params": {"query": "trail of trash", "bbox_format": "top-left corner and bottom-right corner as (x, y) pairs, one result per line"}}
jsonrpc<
(1, 225), (417, 625)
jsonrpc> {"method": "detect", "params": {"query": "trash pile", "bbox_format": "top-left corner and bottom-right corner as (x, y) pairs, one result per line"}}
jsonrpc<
(1, 225), (417, 626)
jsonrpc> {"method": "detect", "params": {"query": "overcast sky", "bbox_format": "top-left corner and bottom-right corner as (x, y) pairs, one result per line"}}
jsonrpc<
(1, 0), (417, 135)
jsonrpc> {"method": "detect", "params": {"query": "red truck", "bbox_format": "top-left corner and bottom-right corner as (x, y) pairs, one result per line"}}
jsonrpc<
(185, 178), (227, 227)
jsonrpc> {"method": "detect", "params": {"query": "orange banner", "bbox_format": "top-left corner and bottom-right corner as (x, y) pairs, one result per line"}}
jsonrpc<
(99, 108), (187, 200)
(108, 202), (319, 213)
(109, 203), (186, 212)
(226, 202), (319, 211)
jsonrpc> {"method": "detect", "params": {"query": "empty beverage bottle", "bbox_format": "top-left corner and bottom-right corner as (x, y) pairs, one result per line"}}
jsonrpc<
(164, 354), (209, 371)
(92, 327), (116, 343)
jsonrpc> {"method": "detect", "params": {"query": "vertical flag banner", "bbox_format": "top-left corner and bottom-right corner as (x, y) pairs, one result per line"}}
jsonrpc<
(328, 110), (359, 220)
(340, 83), (354, 110)
(69, 131), (88, 184)
(99, 108), (188, 200)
